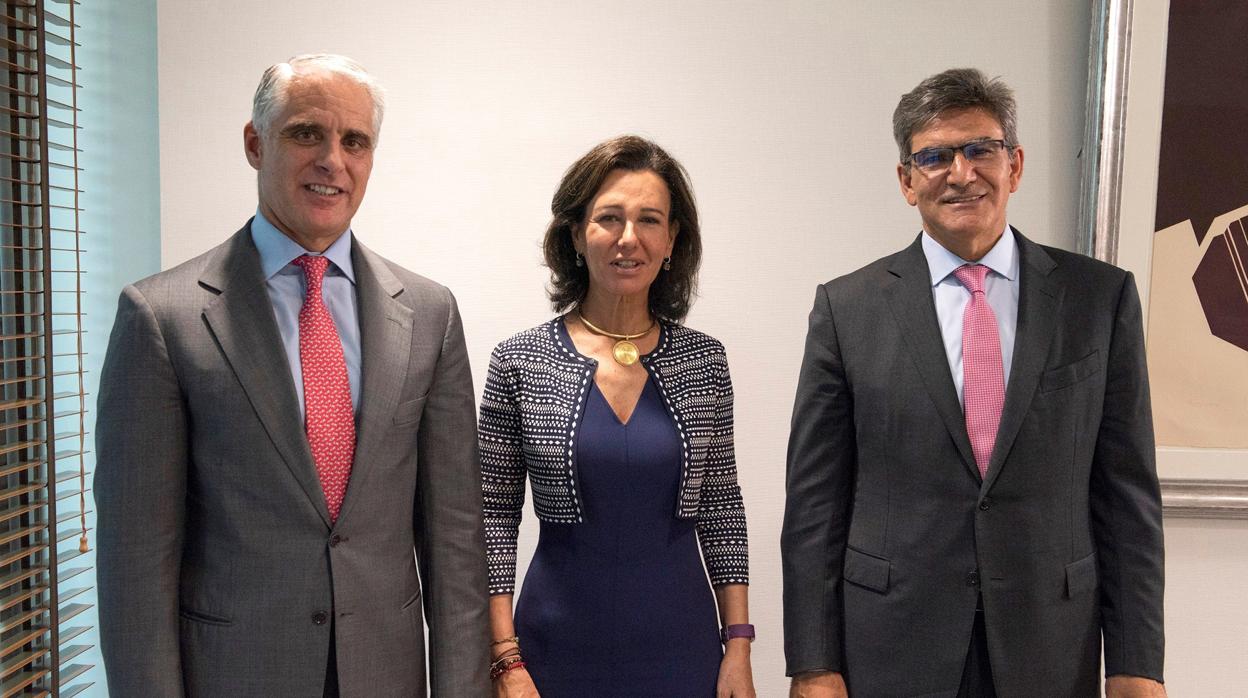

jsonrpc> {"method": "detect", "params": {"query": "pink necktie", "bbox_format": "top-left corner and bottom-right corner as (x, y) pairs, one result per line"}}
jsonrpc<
(954, 264), (1004, 479)
(293, 255), (355, 522)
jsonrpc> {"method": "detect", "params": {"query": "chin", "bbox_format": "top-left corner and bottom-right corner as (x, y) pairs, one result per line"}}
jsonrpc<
(599, 282), (656, 300)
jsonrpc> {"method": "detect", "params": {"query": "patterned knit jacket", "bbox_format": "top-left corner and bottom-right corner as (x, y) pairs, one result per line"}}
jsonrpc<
(479, 317), (750, 595)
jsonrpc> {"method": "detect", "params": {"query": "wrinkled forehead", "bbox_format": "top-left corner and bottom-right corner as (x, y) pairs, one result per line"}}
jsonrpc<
(911, 106), (1005, 145)
(276, 71), (376, 130)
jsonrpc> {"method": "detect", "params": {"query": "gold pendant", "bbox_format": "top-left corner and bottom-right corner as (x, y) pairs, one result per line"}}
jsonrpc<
(612, 340), (640, 366)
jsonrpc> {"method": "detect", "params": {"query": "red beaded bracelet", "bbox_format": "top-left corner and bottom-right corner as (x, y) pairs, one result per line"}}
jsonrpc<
(490, 657), (527, 681)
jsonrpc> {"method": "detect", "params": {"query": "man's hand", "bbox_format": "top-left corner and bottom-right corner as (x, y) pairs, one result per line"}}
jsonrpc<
(1106, 675), (1166, 697)
(789, 671), (848, 698)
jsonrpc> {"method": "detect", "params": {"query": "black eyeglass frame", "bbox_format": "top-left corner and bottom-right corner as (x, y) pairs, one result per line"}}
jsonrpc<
(901, 138), (1018, 171)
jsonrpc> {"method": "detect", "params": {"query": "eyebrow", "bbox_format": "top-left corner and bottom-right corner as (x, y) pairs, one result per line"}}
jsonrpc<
(592, 203), (668, 216)
(279, 121), (321, 136)
(343, 129), (373, 145)
(919, 136), (998, 150)
(278, 122), (374, 145)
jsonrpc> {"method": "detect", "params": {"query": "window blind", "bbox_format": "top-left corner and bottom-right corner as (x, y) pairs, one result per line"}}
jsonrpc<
(0, 0), (93, 695)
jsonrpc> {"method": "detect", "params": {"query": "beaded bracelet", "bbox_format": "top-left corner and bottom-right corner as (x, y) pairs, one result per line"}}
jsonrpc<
(491, 635), (520, 647)
(490, 656), (527, 680)
(491, 646), (521, 662)
(489, 651), (522, 671)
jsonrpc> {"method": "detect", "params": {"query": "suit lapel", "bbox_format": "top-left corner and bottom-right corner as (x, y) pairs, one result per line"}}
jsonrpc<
(984, 231), (1061, 491)
(885, 236), (979, 479)
(334, 238), (413, 524)
(199, 225), (330, 525)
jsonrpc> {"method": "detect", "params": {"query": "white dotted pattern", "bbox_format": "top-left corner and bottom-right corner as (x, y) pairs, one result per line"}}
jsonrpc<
(479, 318), (749, 595)
(293, 255), (356, 523)
(955, 264), (1005, 479)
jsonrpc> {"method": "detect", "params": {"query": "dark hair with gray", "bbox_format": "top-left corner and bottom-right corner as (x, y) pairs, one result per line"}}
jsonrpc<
(892, 68), (1018, 163)
(543, 135), (702, 323)
(251, 54), (386, 139)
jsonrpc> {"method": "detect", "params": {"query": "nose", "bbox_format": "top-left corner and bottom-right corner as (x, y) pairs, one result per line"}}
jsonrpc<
(315, 138), (345, 174)
(618, 220), (638, 247)
(946, 150), (978, 185)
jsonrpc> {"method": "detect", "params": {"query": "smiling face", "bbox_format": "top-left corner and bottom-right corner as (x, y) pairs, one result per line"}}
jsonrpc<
(897, 106), (1024, 261)
(574, 168), (678, 309)
(244, 69), (376, 252)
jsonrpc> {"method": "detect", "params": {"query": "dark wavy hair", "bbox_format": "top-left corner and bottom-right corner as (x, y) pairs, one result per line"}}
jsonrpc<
(542, 135), (702, 323)
(893, 67), (1018, 164)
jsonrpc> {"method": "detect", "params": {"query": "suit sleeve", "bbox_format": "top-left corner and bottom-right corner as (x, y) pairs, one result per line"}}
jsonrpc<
(781, 284), (856, 676)
(696, 350), (750, 586)
(94, 285), (188, 696)
(413, 291), (491, 697)
(1089, 272), (1165, 681)
(478, 345), (527, 595)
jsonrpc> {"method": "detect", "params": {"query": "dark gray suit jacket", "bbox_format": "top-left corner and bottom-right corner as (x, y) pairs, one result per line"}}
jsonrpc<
(781, 231), (1164, 697)
(95, 224), (490, 696)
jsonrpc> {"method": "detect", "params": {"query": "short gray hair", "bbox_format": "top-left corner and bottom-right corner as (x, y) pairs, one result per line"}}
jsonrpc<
(251, 53), (386, 139)
(892, 68), (1018, 163)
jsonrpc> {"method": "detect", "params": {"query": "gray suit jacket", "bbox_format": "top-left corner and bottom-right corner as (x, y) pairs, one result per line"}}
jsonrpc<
(95, 224), (490, 696)
(781, 231), (1164, 697)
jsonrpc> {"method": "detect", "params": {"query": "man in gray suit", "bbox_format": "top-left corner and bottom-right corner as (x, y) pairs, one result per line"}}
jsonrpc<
(95, 54), (490, 696)
(781, 69), (1166, 697)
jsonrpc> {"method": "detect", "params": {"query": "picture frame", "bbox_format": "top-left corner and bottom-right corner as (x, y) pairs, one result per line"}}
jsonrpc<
(1080, 0), (1248, 519)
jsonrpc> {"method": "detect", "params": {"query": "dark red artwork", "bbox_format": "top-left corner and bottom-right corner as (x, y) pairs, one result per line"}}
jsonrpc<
(1192, 217), (1248, 351)
(1155, 1), (1248, 352)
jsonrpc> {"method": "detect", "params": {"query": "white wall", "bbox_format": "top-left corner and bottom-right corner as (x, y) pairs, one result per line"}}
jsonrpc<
(154, 1), (1107, 695)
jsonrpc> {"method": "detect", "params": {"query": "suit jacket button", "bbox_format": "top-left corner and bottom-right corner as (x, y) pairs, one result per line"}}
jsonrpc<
(329, 534), (343, 547)
(311, 611), (329, 625)
(979, 498), (992, 511)
(967, 571), (980, 587)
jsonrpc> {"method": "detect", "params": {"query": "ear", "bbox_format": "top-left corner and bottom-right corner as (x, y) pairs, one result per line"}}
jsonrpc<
(667, 220), (680, 256)
(570, 223), (586, 255)
(897, 163), (918, 206)
(244, 121), (263, 171)
(1007, 145), (1024, 193)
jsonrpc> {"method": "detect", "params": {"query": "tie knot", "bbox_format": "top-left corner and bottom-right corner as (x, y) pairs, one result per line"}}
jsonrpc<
(293, 255), (330, 287)
(954, 263), (990, 294)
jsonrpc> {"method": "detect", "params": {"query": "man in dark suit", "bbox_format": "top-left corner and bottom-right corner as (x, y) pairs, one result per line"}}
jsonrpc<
(781, 68), (1166, 697)
(95, 54), (490, 696)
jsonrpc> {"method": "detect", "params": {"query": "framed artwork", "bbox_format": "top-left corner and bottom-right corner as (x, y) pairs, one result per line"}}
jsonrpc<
(1082, 0), (1248, 518)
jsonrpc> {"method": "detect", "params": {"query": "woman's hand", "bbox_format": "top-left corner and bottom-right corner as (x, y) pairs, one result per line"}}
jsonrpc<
(716, 640), (756, 698)
(493, 666), (540, 698)
(488, 595), (539, 697)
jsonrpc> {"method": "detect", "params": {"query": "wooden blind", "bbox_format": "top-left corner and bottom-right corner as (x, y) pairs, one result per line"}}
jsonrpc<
(0, 0), (93, 695)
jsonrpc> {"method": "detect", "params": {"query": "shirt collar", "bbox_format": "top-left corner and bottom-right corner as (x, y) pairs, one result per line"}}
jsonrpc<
(250, 209), (356, 284)
(920, 225), (1018, 287)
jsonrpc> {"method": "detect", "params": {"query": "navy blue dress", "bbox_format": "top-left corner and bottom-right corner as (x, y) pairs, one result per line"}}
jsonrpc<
(514, 358), (722, 696)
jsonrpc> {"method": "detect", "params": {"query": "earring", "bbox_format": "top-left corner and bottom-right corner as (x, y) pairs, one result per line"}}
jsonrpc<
(575, 253), (584, 267)
(663, 256), (672, 271)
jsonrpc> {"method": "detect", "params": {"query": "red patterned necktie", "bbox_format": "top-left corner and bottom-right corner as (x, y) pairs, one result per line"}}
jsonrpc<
(293, 255), (355, 522)
(954, 264), (1005, 479)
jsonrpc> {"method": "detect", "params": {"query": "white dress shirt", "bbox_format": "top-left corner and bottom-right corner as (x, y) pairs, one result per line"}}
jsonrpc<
(921, 226), (1020, 406)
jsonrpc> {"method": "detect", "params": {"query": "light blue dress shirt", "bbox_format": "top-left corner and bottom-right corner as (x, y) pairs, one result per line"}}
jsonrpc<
(251, 211), (362, 419)
(921, 226), (1019, 407)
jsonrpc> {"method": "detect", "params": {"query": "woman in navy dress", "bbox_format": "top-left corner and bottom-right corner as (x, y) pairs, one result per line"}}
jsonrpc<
(480, 136), (755, 697)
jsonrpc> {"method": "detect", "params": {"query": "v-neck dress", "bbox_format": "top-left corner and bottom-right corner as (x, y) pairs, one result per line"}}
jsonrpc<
(513, 370), (722, 696)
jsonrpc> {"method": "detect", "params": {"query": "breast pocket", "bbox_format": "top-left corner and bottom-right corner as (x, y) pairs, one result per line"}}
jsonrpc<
(1039, 349), (1102, 393)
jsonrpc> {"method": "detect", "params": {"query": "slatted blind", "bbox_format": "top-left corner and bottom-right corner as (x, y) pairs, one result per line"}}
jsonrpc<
(0, 0), (93, 695)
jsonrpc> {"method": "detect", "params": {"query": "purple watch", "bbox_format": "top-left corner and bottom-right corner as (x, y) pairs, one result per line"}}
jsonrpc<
(720, 623), (756, 643)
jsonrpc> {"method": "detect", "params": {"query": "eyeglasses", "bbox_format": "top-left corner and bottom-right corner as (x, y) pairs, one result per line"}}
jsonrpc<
(903, 139), (1015, 173)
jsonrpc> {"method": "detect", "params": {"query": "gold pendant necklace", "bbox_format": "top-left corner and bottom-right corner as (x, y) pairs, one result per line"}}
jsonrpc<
(577, 312), (655, 366)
